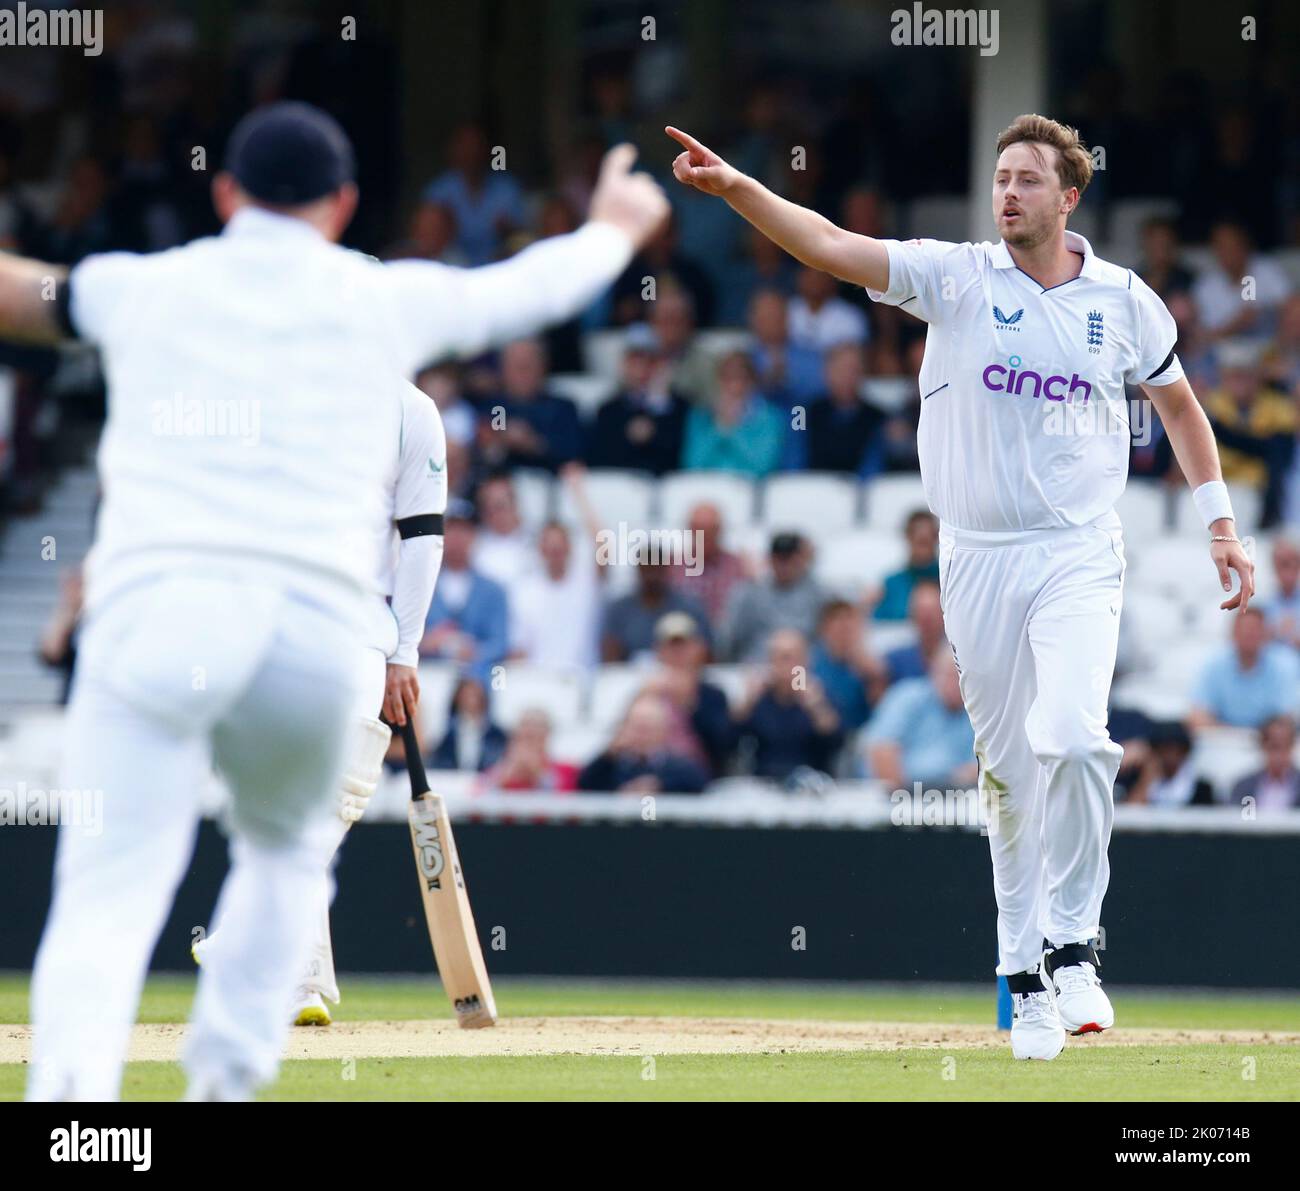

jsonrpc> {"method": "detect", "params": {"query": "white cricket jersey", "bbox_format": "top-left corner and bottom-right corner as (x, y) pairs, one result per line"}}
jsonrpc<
(867, 231), (1183, 532)
(67, 206), (632, 615)
(372, 382), (446, 599)
(358, 381), (447, 662)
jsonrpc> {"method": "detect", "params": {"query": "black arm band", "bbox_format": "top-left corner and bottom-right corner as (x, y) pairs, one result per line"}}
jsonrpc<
(396, 513), (444, 540)
(1145, 345), (1176, 381)
(52, 273), (78, 339)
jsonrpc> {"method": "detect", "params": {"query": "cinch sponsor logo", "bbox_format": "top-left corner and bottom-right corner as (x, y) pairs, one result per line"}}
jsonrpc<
(982, 354), (1092, 403)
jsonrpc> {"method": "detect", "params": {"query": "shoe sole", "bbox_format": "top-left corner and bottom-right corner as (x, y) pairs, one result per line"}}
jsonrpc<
(1069, 1022), (1109, 1036)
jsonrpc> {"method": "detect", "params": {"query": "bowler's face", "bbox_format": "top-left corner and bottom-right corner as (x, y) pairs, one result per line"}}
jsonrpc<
(992, 143), (1068, 249)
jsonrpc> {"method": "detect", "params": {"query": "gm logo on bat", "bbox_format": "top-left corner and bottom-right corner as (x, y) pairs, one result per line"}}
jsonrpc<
(412, 812), (446, 890)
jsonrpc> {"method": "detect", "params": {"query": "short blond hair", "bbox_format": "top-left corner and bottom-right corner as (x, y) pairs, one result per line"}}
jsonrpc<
(996, 114), (1093, 196)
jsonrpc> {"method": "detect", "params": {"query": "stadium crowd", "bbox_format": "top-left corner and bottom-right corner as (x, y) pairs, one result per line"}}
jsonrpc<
(6, 5), (1300, 810)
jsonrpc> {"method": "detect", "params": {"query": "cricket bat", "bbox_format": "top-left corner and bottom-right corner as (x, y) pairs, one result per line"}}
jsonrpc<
(398, 716), (497, 1028)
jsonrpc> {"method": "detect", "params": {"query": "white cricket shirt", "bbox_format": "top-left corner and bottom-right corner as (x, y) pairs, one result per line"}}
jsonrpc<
(867, 231), (1183, 532)
(67, 207), (632, 615)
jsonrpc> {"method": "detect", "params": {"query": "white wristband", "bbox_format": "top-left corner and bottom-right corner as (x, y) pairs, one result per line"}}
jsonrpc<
(1192, 480), (1235, 529)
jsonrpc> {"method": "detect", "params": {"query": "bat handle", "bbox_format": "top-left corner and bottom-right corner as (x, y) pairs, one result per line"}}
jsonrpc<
(393, 715), (431, 798)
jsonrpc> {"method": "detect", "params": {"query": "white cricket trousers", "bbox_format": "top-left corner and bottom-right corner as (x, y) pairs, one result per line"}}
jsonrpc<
(27, 569), (362, 1101)
(938, 511), (1126, 977)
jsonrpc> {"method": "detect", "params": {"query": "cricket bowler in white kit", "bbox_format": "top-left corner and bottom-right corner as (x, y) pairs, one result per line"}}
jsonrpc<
(667, 115), (1254, 1060)
(0, 101), (667, 1101)
(194, 378), (447, 1027)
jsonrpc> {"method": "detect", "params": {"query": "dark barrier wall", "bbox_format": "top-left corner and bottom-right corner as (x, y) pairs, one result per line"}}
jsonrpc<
(4, 820), (1297, 988)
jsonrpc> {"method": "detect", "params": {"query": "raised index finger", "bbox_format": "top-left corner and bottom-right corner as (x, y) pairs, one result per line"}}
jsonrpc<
(665, 125), (706, 157)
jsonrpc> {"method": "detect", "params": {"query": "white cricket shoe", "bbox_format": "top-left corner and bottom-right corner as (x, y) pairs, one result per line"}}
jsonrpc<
(1047, 959), (1114, 1035)
(1010, 988), (1065, 1060)
(291, 987), (332, 1027)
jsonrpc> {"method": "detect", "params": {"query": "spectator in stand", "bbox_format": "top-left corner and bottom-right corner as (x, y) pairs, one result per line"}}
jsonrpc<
(578, 692), (710, 794)
(643, 611), (734, 776)
(1165, 291), (1219, 393)
(1229, 715), (1300, 812)
(38, 566), (84, 704)
(587, 323), (688, 475)
(882, 579), (947, 684)
(602, 558), (711, 663)
(861, 652), (975, 788)
(535, 193), (588, 372)
(478, 709), (577, 792)
(747, 288), (824, 408)
(416, 362), (476, 462)
(421, 122), (526, 265)
(19, 155), (116, 264)
(873, 510), (941, 621)
(477, 337), (581, 473)
(1125, 721), (1215, 807)
(1191, 221), (1292, 343)
(804, 343), (886, 475)
(718, 226), (799, 325)
(1202, 340), (1296, 493)
(611, 212), (715, 326)
(382, 199), (467, 265)
(722, 532), (826, 662)
(682, 351), (784, 476)
(669, 501), (752, 629)
(650, 286), (711, 402)
(734, 628), (843, 782)
(810, 598), (884, 733)
(420, 500), (509, 681)
(1263, 295), (1300, 395)
(1188, 608), (1300, 730)
(510, 521), (603, 672)
(429, 675), (508, 772)
(1136, 216), (1196, 301)
(1262, 537), (1300, 649)
(788, 266), (868, 352)
(471, 474), (536, 589)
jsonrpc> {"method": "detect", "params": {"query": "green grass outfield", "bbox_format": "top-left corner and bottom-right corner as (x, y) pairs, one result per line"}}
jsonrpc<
(2, 973), (1298, 1101)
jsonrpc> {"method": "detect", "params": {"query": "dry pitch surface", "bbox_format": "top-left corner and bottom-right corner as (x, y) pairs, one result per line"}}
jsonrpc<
(4, 1016), (1298, 1064)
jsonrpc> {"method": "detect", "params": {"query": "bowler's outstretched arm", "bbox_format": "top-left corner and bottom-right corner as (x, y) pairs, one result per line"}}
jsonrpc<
(665, 125), (889, 292)
(0, 256), (68, 344)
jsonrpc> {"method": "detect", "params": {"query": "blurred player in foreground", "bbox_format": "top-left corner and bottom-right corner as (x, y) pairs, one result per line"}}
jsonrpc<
(194, 377), (446, 1027)
(667, 115), (1252, 1060)
(0, 101), (666, 1101)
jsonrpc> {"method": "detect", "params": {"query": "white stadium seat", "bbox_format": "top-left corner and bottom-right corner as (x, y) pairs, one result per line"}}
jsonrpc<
(490, 664), (585, 731)
(863, 474), (929, 532)
(903, 196), (967, 243)
(549, 724), (608, 767)
(1105, 199), (1178, 268)
(587, 663), (652, 730)
(701, 664), (752, 708)
(659, 471), (758, 530)
(762, 472), (861, 534)
(509, 468), (554, 529)
(1109, 674), (1191, 721)
(1114, 482), (1173, 540)
(1191, 725), (1261, 796)
(555, 468), (656, 531)
(817, 528), (908, 599)
(547, 373), (617, 418)
(1127, 536), (1224, 604)
(867, 620), (918, 657)
(581, 328), (631, 383)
